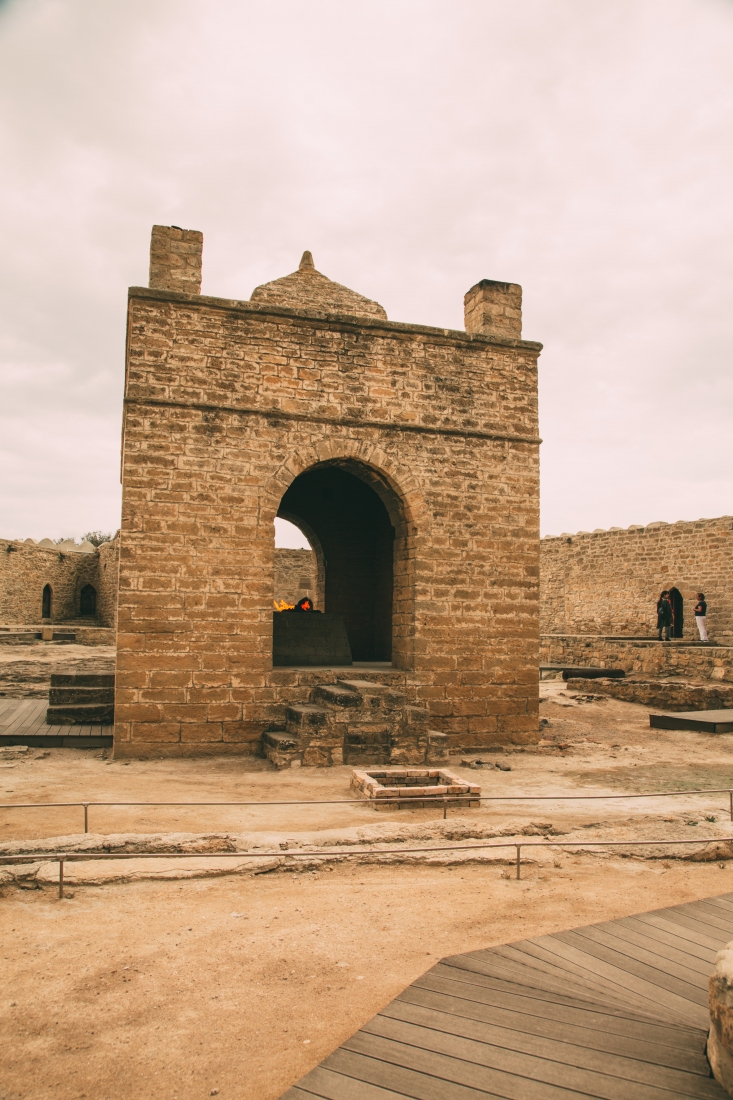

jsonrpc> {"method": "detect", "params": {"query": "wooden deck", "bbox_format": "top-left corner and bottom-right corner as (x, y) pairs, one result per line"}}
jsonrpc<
(0, 698), (113, 747)
(282, 893), (733, 1099)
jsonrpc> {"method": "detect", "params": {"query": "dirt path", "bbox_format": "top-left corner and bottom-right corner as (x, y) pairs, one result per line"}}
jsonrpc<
(2, 859), (731, 1100)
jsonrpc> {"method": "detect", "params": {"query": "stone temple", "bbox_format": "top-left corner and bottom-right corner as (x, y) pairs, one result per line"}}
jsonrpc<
(114, 225), (542, 759)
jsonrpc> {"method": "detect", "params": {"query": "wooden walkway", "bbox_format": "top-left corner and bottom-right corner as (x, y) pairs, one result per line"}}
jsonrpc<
(0, 698), (113, 747)
(282, 893), (733, 1099)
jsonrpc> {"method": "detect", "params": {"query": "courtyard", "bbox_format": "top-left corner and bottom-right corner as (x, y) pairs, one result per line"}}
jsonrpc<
(3, 684), (733, 1099)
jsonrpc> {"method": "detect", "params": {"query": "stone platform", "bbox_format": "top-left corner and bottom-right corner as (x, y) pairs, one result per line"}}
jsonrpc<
(650, 709), (733, 734)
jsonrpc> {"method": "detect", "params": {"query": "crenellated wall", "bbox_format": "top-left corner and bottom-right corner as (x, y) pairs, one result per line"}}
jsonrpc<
(540, 516), (733, 643)
(0, 537), (118, 627)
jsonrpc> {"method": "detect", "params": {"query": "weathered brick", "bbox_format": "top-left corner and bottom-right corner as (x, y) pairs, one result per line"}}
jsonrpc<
(113, 228), (542, 757)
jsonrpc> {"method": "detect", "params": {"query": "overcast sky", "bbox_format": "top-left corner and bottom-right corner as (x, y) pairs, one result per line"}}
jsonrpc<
(0, 0), (731, 547)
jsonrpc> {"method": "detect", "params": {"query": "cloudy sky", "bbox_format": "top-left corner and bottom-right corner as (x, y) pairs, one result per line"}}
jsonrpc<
(0, 0), (731, 547)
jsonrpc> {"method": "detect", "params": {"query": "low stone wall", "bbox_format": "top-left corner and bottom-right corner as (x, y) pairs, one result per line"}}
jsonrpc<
(566, 676), (733, 712)
(541, 635), (733, 683)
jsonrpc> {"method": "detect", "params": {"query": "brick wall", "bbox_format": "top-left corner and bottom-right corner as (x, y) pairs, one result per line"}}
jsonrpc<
(114, 227), (542, 758)
(0, 538), (118, 627)
(97, 539), (119, 628)
(540, 517), (733, 643)
(0, 539), (100, 623)
(273, 549), (317, 607)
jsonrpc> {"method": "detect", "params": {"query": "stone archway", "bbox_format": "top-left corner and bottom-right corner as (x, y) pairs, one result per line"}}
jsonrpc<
(264, 444), (424, 671)
(277, 461), (397, 661)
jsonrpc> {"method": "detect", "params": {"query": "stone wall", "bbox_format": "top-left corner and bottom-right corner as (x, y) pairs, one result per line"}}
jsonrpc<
(540, 635), (733, 682)
(97, 539), (120, 628)
(114, 226), (542, 758)
(0, 538), (118, 627)
(540, 517), (733, 643)
(273, 549), (317, 607)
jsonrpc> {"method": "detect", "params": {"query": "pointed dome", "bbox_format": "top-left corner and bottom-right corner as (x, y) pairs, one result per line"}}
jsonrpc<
(250, 252), (387, 321)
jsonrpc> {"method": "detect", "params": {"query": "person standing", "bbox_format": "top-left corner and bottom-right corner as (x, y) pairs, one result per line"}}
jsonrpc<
(657, 590), (673, 641)
(694, 592), (709, 641)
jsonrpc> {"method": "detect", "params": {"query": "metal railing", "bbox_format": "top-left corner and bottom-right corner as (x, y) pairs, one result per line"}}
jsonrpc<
(2, 835), (731, 898)
(1, 788), (733, 832)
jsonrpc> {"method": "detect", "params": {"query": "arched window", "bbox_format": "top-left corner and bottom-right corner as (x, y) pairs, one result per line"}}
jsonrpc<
(277, 461), (398, 662)
(42, 584), (52, 619)
(79, 584), (97, 616)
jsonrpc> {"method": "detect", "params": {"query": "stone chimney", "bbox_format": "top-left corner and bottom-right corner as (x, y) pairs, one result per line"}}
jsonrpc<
(464, 279), (522, 340)
(149, 225), (203, 295)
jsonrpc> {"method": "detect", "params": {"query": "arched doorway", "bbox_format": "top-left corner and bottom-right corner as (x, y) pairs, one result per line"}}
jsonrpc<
(80, 584), (97, 616)
(41, 584), (52, 619)
(277, 461), (399, 662)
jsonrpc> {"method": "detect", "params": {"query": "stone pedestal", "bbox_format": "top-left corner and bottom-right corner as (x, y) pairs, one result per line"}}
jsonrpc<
(709, 943), (733, 1094)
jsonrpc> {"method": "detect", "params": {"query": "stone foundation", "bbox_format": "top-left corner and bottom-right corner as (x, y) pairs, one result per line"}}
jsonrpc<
(541, 635), (733, 682)
(350, 767), (479, 810)
(565, 676), (733, 712)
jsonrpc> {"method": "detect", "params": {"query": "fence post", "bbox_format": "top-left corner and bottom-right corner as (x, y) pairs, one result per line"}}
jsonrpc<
(83, 804), (89, 833)
(58, 858), (65, 900)
(516, 845), (521, 880)
(443, 797), (447, 820)
(729, 791), (732, 823)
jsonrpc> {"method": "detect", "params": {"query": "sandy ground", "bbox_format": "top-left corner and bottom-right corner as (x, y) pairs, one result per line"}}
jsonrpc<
(2, 680), (733, 840)
(2, 861), (731, 1100)
(2, 682), (733, 1099)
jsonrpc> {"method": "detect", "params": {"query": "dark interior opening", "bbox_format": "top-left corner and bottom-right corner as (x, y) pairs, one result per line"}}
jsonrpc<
(278, 463), (395, 661)
(80, 584), (97, 616)
(669, 586), (684, 638)
(42, 584), (52, 619)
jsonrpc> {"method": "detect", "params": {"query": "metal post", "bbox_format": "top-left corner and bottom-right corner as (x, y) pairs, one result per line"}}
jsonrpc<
(729, 791), (732, 822)
(83, 804), (89, 833)
(443, 797), (447, 820)
(516, 845), (521, 880)
(58, 858), (65, 899)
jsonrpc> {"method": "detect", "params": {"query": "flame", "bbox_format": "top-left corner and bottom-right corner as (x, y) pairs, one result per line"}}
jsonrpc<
(273, 599), (295, 612)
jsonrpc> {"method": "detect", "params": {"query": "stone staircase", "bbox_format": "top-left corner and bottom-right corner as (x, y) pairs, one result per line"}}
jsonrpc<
(262, 678), (448, 769)
(46, 673), (115, 725)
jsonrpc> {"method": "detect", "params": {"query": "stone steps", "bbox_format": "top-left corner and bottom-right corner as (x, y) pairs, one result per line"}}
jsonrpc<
(46, 702), (115, 725)
(46, 672), (115, 725)
(264, 677), (448, 770)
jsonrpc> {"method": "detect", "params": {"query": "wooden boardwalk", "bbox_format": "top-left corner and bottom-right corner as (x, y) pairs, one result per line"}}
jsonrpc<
(283, 893), (733, 1099)
(0, 698), (113, 747)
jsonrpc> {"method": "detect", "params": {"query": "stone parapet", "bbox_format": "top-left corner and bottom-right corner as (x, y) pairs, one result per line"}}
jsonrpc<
(541, 635), (733, 682)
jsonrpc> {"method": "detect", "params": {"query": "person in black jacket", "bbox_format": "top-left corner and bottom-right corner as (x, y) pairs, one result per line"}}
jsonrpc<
(657, 590), (673, 641)
(694, 592), (709, 641)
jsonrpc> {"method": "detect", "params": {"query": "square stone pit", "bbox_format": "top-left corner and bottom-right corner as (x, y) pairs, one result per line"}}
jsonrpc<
(350, 767), (481, 811)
